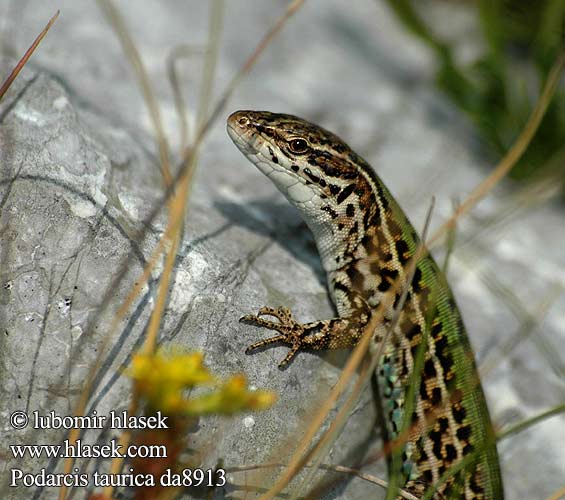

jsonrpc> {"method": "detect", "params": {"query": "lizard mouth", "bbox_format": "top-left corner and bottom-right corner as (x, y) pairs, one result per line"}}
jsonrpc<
(226, 121), (258, 156)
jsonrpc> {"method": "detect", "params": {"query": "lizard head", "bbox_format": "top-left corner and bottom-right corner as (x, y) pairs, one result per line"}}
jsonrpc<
(227, 110), (364, 206)
(227, 110), (380, 271)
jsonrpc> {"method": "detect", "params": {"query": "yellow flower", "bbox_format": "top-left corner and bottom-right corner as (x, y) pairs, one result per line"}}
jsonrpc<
(127, 349), (276, 416)
(185, 374), (277, 415)
(130, 351), (213, 387)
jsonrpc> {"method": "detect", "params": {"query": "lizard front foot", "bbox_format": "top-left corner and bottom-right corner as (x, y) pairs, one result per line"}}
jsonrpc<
(240, 306), (306, 368)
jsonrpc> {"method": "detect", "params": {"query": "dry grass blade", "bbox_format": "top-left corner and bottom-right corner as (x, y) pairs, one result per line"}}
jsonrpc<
(102, 1), (223, 363)
(0, 10), (59, 101)
(196, 0), (224, 134)
(58, 224), (177, 496)
(428, 51), (565, 247)
(227, 462), (418, 500)
(496, 404), (565, 442)
(478, 282), (562, 379)
(101, 2), (226, 496)
(97, 0), (172, 187)
(140, 0), (224, 352)
(167, 44), (205, 152)
(547, 486), (565, 500)
(140, 0), (225, 355)
(141, 214), (183, 355)
(60, 0), (186, 489)
(100, 229), (183, 499)
(59, 0), (183, 494)
(260, 202), (434, 500)
(101, 398), (139, 499)
(186, 0), (305, 152)
(75, 186), (184, 500)
(124, 0), (305, 371)
(290, 199), (436, 500)
(56, 228), (166, 500)
(257, 300), (374, 500)
(317, 465), (418, 500)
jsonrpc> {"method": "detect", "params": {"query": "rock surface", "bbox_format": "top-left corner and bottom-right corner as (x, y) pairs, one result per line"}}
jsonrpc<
(0, 1), (564, 499)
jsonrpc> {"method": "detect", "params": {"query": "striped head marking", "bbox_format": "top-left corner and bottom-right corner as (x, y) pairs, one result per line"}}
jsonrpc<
(227, 110), (361, 197)
(227, 110), (381, 271)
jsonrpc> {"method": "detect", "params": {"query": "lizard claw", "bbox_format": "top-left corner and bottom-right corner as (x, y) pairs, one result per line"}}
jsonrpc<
(240, 306), (305, 367)
(240, 306), (292, 321)
(239, 306), (295, 330)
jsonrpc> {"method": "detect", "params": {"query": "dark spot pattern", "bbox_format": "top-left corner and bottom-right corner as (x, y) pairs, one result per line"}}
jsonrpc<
(304, 168), (319, 183)
(431, 322), (443, 338)
(321, 205), (338, 219)
(423, 358), (436, 377)
(420, 378), (429, 401)
(336, 183), (355, 204)
(432, 432), (443, 458)
(372, 181), (389, 210)
(412, 267), (423, 292)
(437, 417), (449, 432)
(453, 403), (467, 424)
(377, 278), (391, 293)
(431, 387), (442, 406)
(341, 170), (358, 180)
(333, 282), (349, 293)
(437, 348), (454, 377)
(346, 265), (364, 291)
(456, 425), (471, 441)
(348, 221), (358, 236)
(381, 267), (399, 284)
(395, 239), (411, 264)
(362, 208), (373, 228)
(470, 473), (485, 494)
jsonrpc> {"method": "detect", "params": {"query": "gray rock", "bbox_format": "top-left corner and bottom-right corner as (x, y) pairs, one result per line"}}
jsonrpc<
(0, 1), (564, 499)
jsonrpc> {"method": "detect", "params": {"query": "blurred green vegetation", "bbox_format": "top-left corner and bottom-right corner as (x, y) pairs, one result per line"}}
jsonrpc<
(383, 0), (565, 192)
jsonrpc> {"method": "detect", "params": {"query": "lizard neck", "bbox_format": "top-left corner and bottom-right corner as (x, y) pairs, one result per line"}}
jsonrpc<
(273, 165), (376, 273)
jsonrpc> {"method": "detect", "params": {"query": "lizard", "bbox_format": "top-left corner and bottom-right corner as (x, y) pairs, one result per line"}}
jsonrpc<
(226, 110), (503, 500)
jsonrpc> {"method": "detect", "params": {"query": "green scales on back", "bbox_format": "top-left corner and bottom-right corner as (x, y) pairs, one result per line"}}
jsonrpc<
(227, 110), (503, 499)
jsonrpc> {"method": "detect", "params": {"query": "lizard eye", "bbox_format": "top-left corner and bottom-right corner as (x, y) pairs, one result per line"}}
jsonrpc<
(288, 138), (310, 154)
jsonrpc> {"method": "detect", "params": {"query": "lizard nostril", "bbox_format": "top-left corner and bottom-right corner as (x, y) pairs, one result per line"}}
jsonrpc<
(238, 116), (250, 127)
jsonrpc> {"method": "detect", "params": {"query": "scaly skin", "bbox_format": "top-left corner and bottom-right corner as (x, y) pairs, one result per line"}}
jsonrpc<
(227, 110), (503, 499)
